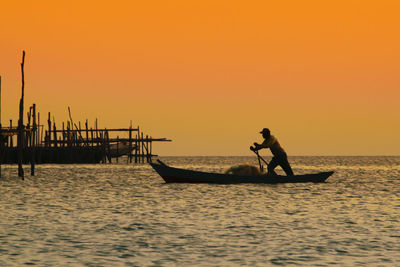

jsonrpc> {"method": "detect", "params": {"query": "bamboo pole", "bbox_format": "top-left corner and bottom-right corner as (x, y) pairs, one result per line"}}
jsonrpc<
(17, 51), (25, 180)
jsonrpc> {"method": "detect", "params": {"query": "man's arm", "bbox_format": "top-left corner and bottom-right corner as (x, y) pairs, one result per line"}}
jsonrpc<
(252, 142), (268, 151)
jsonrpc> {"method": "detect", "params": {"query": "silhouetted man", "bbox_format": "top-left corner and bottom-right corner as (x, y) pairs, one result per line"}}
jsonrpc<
(251, 128), (294, 176)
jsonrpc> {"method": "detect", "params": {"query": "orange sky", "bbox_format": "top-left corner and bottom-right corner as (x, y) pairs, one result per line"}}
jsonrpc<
(1, 1), (399, 155)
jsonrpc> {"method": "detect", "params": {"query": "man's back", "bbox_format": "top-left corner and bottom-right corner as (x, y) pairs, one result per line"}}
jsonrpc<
(261, 135), (286, 156)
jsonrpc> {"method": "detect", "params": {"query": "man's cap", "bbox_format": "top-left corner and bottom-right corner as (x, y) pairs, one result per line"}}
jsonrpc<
(260, 128), (270, 134)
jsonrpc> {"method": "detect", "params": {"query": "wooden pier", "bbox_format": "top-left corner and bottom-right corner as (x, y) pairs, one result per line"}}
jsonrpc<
(0, 51), (171, 179)
(0, 114), (170, 165)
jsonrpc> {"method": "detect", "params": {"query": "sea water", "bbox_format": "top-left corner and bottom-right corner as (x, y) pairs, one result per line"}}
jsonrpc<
(0, 156), (399, 266)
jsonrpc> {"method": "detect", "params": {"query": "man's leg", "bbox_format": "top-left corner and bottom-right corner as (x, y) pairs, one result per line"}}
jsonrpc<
(277, 153), (294, 176)
(267, 157), (278, 176)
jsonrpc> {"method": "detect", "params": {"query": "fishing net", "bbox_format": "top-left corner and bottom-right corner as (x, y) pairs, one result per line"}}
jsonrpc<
(224, 163), (262, 176)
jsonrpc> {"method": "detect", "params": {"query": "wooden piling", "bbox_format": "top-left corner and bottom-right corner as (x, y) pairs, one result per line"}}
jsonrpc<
(31, 104), (36, 176)
(129, 126), (132, 163)
(135, 127), (139, 163)
(105, 129), (111, 163)
(85, 120), (89, 146)
(37, 112), (40, 147)
(150, 137), (153, 163)
(146, 135), (150, 162)
(78, 122), (83, 146)
(39, 113), (43, 147)
(60, 122), (64, 147)
(17, 51), (25, 180)
(95, 119), (98, 143)
(9, 120), (13, 147)
(90, 128), (94, 148)
(53, 121), (57, 148)
(141, 132), (144, 163)
(116, 136), (119, 163)
(47, 112), (51, 147)
(66, 122), (71, 148)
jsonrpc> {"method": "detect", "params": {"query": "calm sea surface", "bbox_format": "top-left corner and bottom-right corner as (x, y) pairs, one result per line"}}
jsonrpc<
(0, 156), (399, 266)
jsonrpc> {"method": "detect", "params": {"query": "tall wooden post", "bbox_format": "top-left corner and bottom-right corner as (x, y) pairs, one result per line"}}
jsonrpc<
(100, 131), (105, 163)
(31, 104), (36, 176)
(47, 112), (51, 147)
(95, 118), (98, 144)
(135, 127), (139, 163)
(78, 121), (82, 146)
(150, 136), (153, 163)
(26, 107), (32, 147)
(90, 127), (94, 162)
(135, 133), (138, 163)
(17, 51), (25, 180)
(146, 135), (150, 163)
(62, 122), (65, 147)
(37, 112), (40, 146)
(128, 126), (132, 163)
(9, 120), (13, 148)
(106, 129), (111, 163)
(66, 122), (70, 148)
(141, 132), (144, 163)
(116, 136), (119, 163)
(85, 120), (89, 146)
(53, 122), (57, 148)
(53, 121), (58, 162)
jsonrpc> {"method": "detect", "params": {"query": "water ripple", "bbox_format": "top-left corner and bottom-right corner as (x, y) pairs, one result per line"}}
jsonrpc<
(0, 156), (399, 266)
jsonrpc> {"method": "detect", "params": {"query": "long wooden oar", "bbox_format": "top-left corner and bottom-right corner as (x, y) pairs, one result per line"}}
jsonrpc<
(250, 146), (269, 172)
(256, 151), (263, 172)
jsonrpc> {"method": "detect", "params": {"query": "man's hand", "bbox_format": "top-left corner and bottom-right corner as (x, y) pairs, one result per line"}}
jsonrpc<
(250, 146), (255, 151)
(253, 142), (261, 150)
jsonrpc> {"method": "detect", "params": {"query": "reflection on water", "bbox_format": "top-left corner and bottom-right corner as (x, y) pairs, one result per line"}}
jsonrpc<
(0, 156), (399, 266)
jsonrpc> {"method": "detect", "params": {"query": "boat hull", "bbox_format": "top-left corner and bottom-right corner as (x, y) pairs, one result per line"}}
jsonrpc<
(150, 160), (333, 184)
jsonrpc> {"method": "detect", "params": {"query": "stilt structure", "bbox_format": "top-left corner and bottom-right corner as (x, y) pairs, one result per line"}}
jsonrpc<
(0, 51), (172, 178)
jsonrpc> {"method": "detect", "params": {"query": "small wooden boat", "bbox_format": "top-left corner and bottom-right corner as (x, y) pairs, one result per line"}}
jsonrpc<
(150, 160), (334, 184)
(108, 141), (137, 158)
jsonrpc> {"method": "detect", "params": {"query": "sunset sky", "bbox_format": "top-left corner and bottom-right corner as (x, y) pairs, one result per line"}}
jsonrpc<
(1, 1), (399, 156)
